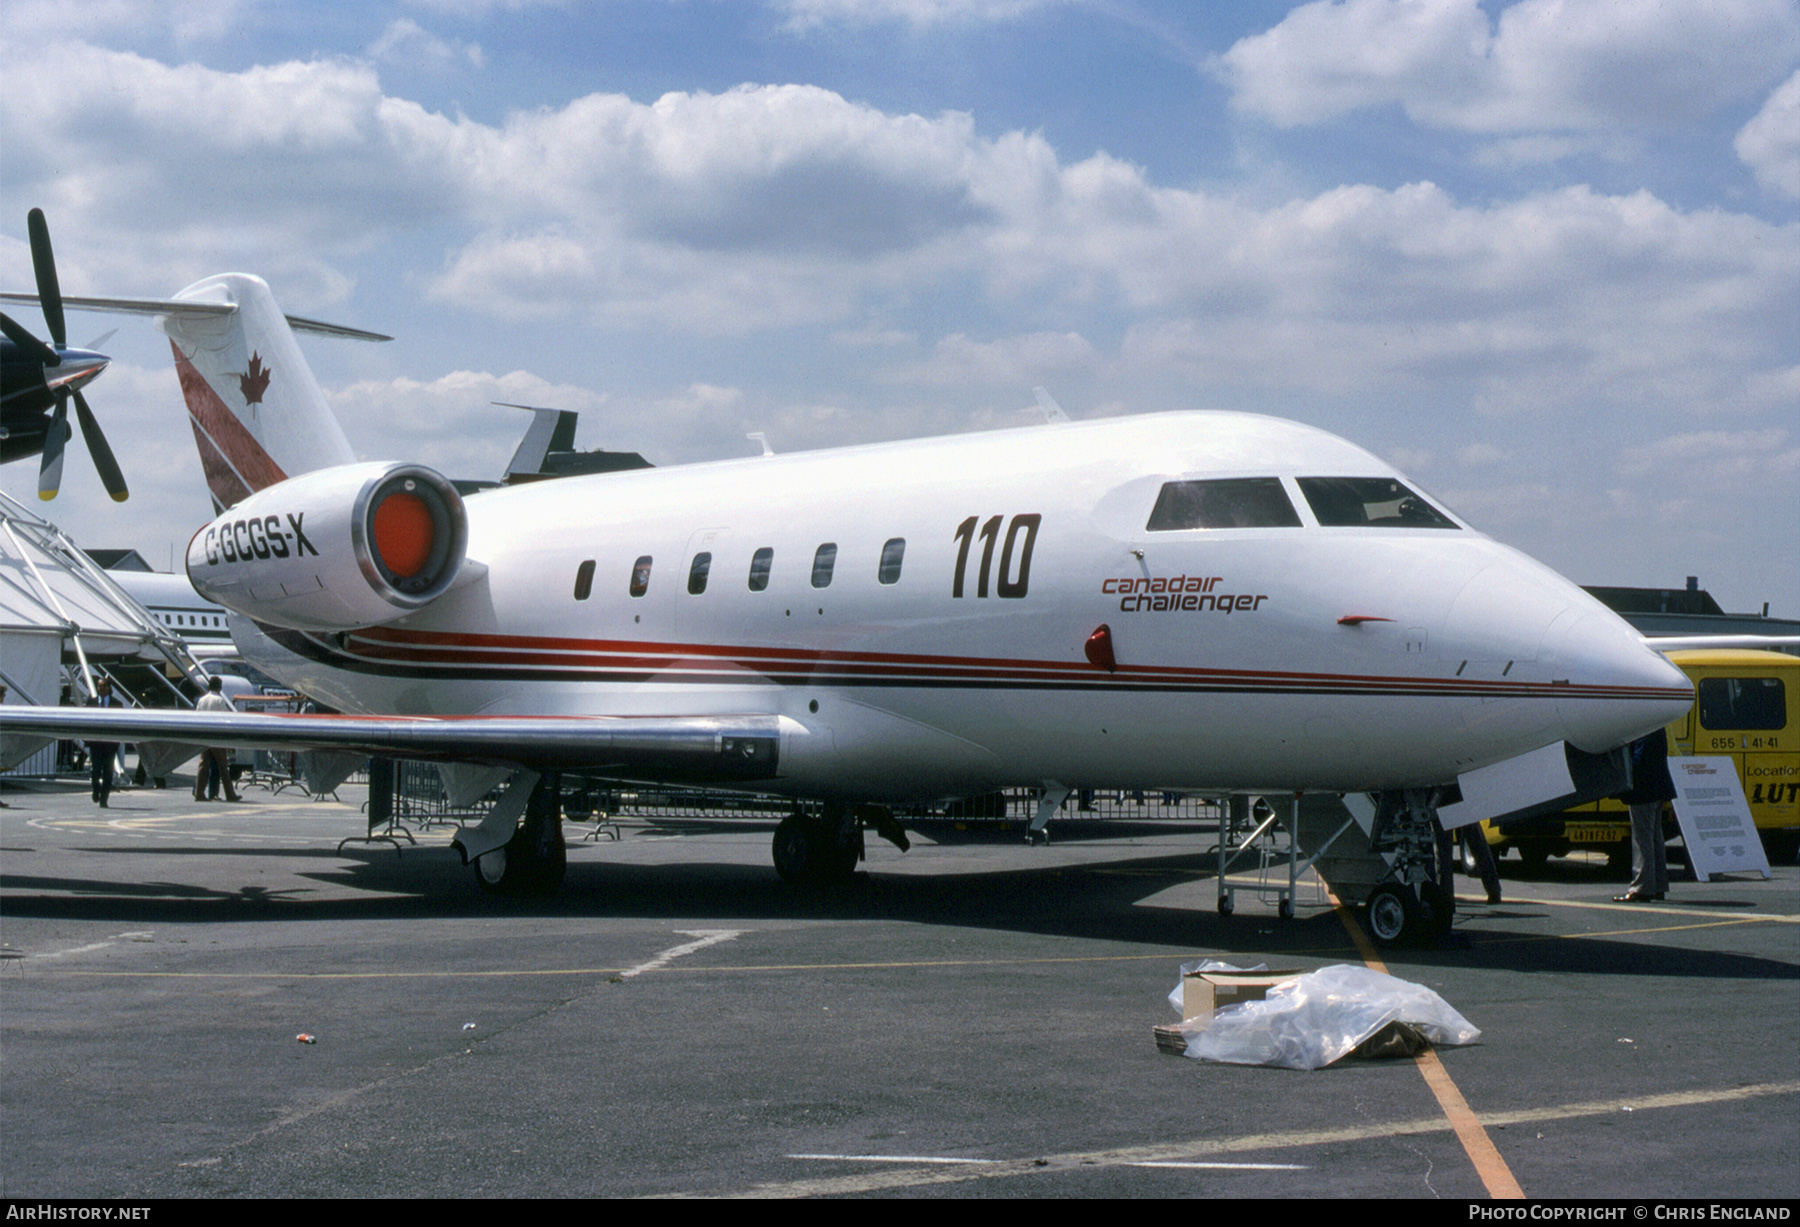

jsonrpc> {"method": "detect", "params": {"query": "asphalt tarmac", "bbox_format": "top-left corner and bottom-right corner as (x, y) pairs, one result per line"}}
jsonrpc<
(2, 773), (1795, 1200)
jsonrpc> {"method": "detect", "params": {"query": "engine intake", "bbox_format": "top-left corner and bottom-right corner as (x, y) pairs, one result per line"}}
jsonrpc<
(187, 462), (469, 631)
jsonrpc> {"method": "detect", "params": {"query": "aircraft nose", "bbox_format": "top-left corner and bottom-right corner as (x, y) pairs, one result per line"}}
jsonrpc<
(1545, 610), (1693, 753)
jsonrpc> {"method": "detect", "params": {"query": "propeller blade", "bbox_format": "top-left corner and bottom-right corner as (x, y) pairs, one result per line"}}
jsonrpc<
(71, 390), (129, 502)
(27, 208), (67, 347)
(72, 390), (128, 501)
(1, 311), (59, 366)
(38, 398), (69, 500)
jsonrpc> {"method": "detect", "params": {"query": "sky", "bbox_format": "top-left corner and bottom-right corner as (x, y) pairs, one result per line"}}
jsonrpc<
(3, 0), (1797, 615)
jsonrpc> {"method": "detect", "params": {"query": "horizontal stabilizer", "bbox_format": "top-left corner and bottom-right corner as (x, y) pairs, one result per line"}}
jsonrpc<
(0, 291), (390, 341)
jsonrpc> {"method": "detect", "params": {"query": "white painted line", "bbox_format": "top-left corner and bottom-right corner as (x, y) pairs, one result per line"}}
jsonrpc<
(788, 1154), (999, 1165)
(33, 941), (115, 961)
(618, 929), (743, 979)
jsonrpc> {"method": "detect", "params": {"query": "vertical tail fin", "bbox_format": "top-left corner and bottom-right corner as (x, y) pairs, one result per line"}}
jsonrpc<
(158, 274), (362, 512)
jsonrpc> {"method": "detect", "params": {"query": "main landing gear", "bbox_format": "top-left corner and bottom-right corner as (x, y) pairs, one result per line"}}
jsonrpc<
(455, 771), (567, 896)
(772, 802), (910, 886)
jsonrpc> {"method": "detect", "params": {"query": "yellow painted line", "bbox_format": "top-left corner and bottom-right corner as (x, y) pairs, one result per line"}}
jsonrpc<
(679, 1080), (1800, 1198)
(1472, 891), (1800, 923)
(1328, 892), (1524, 1200)
(1413, 1047), (1524, 1198)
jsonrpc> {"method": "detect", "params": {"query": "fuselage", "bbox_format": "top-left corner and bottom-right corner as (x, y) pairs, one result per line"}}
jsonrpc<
(228, 410), (1693, 804)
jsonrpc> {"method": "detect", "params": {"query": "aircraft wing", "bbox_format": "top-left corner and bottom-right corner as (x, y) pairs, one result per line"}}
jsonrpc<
(0, 708), (784, 784)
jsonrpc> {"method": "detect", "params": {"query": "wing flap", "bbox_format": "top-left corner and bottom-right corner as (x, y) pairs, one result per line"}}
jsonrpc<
(0, 709), (785, 783)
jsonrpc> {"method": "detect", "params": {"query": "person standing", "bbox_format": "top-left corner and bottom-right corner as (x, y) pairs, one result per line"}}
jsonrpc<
(87, 678), (121, 808)
(1616, 727), (1676, 903)
(193, 676), (241, 802)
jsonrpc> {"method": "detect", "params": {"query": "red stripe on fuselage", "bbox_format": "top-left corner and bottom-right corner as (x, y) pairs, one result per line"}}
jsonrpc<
(326, 626), (1689, 702)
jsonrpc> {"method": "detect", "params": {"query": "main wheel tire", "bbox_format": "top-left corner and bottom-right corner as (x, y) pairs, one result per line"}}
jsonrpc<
(531, 830), (567, 894)
(815, 842), (859, 885)
(1365, 883), (1416, 947)
(473, 845), (513, 895)
(471, 822), (567, 896)
(773, 813), (820, 885)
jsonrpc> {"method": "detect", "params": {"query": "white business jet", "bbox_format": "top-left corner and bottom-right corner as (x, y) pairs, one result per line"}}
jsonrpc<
(3, 273), (1692, 938)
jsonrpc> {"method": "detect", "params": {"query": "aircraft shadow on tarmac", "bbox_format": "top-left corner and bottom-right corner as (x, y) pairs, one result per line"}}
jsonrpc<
(3, 825), (1795, 986)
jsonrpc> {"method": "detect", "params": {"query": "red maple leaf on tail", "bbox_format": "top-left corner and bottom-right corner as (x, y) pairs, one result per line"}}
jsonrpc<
(239, 352), (272, 408)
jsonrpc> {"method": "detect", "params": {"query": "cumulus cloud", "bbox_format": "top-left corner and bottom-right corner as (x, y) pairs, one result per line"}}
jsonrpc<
(330, 370), (610, 478)
(1220, 0), (1800, 132)
(367, 19), (484, 69)
(889, 330), (1099, 386)
(1619, 429), (1800, 481)
(6, 41), (1794, 416)
(1, 0), (252, 44)
(1738, 70), (1800, 199)
(773, 0), (1068, 31)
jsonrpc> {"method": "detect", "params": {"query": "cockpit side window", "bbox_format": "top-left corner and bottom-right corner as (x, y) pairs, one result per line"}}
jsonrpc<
(1145, 477), (1301, 531)
(1296, 477), (1458, 528)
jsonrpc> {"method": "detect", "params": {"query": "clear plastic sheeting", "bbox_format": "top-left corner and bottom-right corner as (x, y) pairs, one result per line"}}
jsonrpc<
(1180, 964), (1481, 1070)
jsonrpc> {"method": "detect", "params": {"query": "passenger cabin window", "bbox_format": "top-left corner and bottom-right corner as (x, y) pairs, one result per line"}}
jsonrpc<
(1146, 478), (1301, 531)
(879, 538), (905, 584)
(748, 547), (773, 592)
(573, 559), (595, 601)
(811, 543), (838, 588)
(629, 555), (653, 597)
(1698, 677), (1785, 731)
(1297, 477), (1457, 528)
(687, 552), (712, 595)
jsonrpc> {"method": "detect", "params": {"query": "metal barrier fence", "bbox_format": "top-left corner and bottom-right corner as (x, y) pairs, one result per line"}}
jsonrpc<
(351, 762), (1229, 827)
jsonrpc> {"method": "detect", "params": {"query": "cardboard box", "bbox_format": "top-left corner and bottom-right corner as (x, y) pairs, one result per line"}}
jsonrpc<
(1180, 968), (1305, 1024)
(1154, 967), (1309, 1057)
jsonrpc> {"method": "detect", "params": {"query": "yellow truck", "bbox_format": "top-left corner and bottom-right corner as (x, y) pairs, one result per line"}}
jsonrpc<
(1477, 648), (1799, 871)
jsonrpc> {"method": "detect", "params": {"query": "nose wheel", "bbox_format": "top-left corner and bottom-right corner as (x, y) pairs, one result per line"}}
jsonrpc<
(1364, 883), (1416, 946)
(1363, 880), (1453, 947)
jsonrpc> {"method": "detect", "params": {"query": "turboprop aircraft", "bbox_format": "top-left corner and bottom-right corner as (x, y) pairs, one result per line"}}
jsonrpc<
(1, 272), (1695, 941)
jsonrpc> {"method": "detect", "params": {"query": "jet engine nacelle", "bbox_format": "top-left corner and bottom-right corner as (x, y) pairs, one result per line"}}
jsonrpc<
(186, 462), (469, 632)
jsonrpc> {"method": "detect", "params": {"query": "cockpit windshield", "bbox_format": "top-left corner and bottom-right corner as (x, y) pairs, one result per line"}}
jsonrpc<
(1145, 477), (1302, 531)
(1295, 477), (1458, 529)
